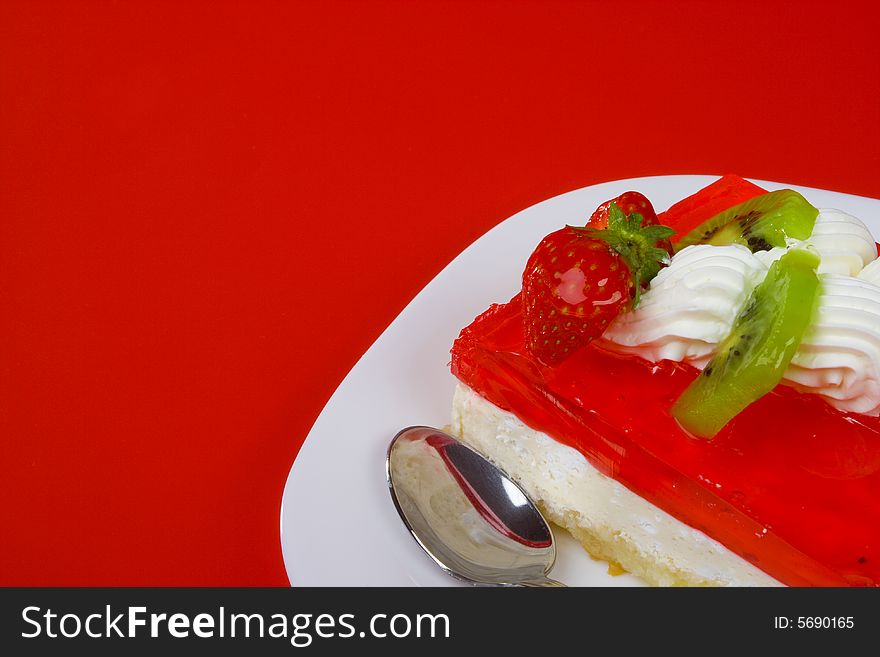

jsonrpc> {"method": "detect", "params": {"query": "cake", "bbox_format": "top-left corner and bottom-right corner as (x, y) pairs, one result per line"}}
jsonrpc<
(449, 175), (880, 586)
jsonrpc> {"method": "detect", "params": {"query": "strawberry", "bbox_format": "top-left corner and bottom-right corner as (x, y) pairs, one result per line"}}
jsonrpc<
(588, 191), (673, 255)
(522, 202), (674, 365)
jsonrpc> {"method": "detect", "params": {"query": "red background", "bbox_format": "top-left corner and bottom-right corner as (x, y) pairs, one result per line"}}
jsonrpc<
(2, 1), (879, 585)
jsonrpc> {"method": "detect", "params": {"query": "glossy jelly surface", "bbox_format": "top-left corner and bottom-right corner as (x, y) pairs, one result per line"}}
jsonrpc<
(451, 296), (880, 586)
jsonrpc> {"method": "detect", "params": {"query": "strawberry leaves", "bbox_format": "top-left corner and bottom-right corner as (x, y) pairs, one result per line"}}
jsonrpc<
(574, 203), (674, 305)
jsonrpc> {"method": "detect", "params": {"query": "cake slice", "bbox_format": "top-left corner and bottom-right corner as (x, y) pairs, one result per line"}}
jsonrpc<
(449, 177), (880, 586)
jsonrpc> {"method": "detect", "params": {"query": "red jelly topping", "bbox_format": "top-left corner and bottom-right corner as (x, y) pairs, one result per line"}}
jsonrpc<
(451, 297), (880, 586)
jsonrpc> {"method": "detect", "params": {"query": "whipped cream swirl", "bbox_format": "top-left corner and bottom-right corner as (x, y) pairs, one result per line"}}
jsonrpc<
(787, 275), (880, 414)
(600, 209), (880, 415)
(600, 244), (764, 368)
(809, 209), (877, 275)
(858, 258), (880, 286)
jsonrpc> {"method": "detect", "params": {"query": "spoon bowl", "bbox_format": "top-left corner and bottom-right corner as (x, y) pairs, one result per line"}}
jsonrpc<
(386, 426), (565, 586)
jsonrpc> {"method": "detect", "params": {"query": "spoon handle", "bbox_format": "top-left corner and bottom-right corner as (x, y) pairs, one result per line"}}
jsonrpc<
(519, 577), (567, 587)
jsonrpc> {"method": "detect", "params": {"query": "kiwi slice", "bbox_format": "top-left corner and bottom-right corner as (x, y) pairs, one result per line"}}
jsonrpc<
(670, 248), (821, 439)
(674, 189), (818, 253)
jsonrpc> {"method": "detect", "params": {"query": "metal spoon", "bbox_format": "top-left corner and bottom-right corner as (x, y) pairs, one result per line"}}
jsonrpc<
(386, 426), (565, 587)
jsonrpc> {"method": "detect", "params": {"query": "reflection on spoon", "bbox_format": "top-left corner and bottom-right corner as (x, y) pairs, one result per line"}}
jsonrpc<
(387, 426), (565, 587)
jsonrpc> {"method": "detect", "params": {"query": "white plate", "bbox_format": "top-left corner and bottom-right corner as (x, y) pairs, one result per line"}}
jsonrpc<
(280, 175), (880, 586)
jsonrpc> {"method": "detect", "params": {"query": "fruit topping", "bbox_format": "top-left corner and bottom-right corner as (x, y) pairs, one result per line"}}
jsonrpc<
(670, 248), (822, 439)
(587, 191), (673, 255)
(675, 189), (818, 253)
(521, 202), (673, 365)
(660, 174), (767, 242)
